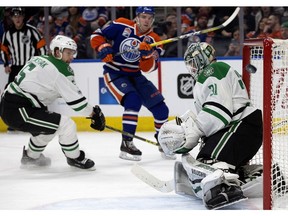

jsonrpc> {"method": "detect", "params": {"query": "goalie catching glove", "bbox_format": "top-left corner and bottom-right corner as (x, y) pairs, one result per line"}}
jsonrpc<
(158, 114), (203, 155)
(90, 105), (106, 131)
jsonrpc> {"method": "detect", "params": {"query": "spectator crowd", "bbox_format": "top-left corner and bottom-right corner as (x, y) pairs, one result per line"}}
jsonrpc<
(1, 6), (288, 59)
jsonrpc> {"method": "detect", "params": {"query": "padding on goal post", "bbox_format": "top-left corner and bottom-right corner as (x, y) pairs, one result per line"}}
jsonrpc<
(243, 38), (288, 210)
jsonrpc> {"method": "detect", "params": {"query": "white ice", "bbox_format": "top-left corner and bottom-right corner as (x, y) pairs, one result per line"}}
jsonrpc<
(0, 131), (267, 215)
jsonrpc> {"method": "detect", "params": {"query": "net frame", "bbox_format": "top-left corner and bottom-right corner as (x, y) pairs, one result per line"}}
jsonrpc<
(242, 38), (288, 210)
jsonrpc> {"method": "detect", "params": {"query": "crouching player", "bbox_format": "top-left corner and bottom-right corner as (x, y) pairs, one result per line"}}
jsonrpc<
(0, 35), (106, 170)
(158, 42), (263, 209)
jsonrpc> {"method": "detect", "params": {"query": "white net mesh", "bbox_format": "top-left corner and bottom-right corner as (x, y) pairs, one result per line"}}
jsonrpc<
(245, 39), (288, 209)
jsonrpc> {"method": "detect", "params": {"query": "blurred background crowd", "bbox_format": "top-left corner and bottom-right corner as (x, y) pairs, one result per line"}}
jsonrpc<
(1, 6), (288, 59)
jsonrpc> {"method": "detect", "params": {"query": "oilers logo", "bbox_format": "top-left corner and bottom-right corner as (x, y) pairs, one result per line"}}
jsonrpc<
(119, 38), (141, 63)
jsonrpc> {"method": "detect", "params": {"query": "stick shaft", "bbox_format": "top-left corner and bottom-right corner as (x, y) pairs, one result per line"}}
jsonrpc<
(116, 7), (240, 55)
(105, 125), (157, 146)
(149, 7), (240, 47)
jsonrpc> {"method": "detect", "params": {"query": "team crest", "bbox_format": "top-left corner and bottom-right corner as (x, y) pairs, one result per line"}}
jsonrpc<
(203, 67), (214, 77)
(119, 38), (141, 63)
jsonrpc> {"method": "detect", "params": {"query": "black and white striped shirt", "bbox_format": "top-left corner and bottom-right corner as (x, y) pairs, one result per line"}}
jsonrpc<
(0, 23), (47, 67)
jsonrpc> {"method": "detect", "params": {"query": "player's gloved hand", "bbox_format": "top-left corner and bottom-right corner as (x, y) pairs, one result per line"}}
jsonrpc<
(97, 43), (114, 62)
(139, 41), (153, 59)
(90, 105), (106, 131)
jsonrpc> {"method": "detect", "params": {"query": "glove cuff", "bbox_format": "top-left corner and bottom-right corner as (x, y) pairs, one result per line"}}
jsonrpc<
(98, 43), (112, 52)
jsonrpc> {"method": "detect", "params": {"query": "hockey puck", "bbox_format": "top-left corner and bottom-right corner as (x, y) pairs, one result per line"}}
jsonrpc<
(245, 64), (257, 74)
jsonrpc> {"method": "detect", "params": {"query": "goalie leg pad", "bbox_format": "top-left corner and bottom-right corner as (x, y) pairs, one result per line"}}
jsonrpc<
(181, 154), (216, 198)
(174, 161), (197, 198)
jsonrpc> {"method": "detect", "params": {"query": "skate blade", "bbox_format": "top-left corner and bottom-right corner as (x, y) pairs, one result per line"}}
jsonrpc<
(119, 152), (141, 161)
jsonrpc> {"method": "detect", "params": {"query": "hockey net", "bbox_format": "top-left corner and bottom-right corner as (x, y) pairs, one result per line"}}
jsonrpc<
(242, 38), (288, 210)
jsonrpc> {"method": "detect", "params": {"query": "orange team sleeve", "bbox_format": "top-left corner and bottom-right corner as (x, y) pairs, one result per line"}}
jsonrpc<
(90, 34), (106, 50)
(91, 17), (134, 50)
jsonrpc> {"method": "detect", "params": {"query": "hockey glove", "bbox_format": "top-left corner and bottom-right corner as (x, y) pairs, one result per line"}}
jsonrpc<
(90, 105), (106, 131)
(97, 43), (114, 62)
(158, 121), (186, 156)
(174, 116), (203, 154)
(139, 41), (153, 59)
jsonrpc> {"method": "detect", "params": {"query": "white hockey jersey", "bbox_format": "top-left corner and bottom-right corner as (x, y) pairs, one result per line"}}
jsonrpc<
(193, 61), (257, 137)
(5, 55), (93, 116)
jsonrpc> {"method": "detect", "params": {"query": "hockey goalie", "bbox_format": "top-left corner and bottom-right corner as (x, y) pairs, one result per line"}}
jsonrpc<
(158, 42), (263, 209)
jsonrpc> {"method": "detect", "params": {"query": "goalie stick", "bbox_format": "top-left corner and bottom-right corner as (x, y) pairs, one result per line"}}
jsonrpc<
(116, 7), (240, 56)
(131, 163), (174, 193)
(131, 162), (263, 197)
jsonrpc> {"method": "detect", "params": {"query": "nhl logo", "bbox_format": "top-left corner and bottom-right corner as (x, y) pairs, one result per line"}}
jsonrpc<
(177, 74), (194, 98)
(21, 35), (30, 44)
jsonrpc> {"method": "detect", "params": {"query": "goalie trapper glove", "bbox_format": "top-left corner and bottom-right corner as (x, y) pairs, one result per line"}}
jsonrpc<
(90, 105), (106, 131)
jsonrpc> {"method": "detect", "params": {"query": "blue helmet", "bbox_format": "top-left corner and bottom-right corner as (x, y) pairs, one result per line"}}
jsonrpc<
(135, 7), (155, 16)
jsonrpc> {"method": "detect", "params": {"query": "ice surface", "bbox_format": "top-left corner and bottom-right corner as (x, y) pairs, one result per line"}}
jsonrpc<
(0, 131), (264, 215)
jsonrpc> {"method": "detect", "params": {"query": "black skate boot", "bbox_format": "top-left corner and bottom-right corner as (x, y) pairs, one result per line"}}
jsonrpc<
(66, 150), (95, 170)
(119, 138), (142, 161)
(205, 184), (247, 210)
(21, 146), (51, 167)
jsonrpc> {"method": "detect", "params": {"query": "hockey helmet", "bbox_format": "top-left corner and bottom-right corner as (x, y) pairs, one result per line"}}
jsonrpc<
(11, 7), (25, 16)
(135, 7), (155, 16)
(50, 35), (77, 58)
(184, 42), (215, 80)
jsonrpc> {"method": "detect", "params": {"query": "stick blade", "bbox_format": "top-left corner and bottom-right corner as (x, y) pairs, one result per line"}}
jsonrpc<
(131, 163), (174, 193)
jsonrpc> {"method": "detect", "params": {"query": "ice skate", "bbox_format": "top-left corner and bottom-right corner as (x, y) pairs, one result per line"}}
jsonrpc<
(119, 138), (142, 161)
(66, 150), (95, 170)
(204, 183), (247, 210)
(21, 146), (51, 167)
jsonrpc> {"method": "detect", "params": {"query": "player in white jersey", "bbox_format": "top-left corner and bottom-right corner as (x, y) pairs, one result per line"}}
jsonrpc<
(158, 42), (263, 209)
(0, 35), (105, 170)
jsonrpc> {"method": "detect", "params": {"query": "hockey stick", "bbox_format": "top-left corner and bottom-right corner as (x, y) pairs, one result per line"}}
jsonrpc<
(131, 163), (174, 193)
(105, 125), (158, 146)
(131, 161), (263, 197)
(116, 7), (240, 56)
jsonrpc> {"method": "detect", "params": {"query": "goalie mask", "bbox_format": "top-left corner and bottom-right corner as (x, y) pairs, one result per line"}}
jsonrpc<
(184, 42), (215, 81)
(50, 35), (77, 59)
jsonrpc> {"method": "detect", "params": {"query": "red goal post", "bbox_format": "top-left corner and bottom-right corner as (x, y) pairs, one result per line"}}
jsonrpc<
(242, 38), (288, 210)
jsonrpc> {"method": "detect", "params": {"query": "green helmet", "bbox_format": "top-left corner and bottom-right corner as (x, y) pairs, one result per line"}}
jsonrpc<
(184, 42), (215, 80)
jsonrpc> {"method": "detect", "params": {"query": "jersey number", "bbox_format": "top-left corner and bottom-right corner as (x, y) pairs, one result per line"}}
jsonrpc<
(14, 62), (36, 85)
(208, 83), (217, 96)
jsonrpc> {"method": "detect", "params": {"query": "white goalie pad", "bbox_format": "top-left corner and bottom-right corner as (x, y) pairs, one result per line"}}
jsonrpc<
(174, 161), (197, 198)
(181, 154), (241, 199)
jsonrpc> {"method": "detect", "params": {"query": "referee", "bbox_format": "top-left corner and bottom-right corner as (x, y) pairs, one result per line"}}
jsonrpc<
(0, 7), (48, 132)
(0, 7), (48, 87)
